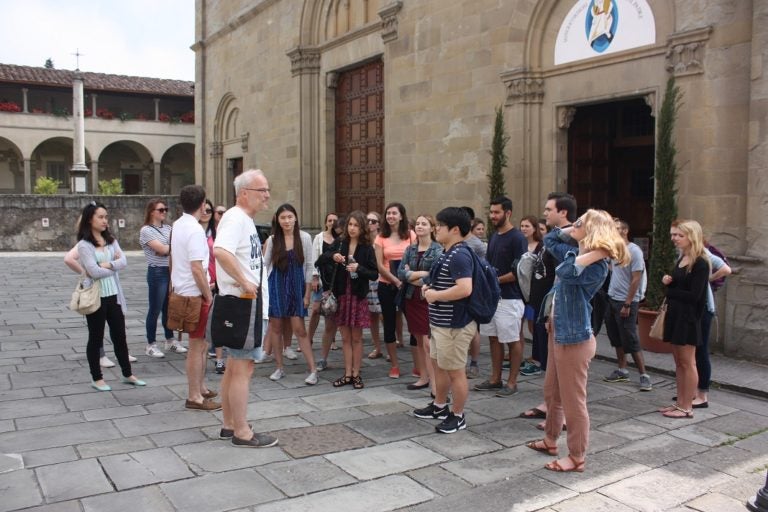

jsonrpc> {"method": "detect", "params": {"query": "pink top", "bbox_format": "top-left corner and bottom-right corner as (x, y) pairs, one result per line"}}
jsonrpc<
(375, 231), (416, 284)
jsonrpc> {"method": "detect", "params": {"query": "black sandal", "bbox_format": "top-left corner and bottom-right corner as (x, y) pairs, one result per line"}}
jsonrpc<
(352, 375), (364, 389)
(333, 375), (353, 387)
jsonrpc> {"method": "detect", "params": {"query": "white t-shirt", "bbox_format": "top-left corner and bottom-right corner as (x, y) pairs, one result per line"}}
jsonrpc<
(170, 213), (209, 297)
(214, 206), (268, 319)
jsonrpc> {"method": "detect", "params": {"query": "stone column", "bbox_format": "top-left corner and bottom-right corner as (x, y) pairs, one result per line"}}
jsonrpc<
(90, 160), (99, 193)
(21, 88), (28, 113)
(154, 98), (160, 121)
(154, 161), (162, 194)
(287, 46), (321, 226)
(91, 94), (97, 118)
(23, 158), (31, 194)
(69, 73), (89, 193)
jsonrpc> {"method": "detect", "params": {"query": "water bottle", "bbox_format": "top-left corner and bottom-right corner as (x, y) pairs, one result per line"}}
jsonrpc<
(348, 256), (358, 279)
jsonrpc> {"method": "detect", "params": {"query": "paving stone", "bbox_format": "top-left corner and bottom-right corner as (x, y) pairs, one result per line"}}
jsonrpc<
(733, 429), (768, 454)
(685, 491), (749, 511)
(17, 501), (83, 512)
(537, 451), (651, 493)
(404, 472), (576, 512)
(61, 392), (121, 412)
(82, 404), (147, 421)
(257, 456), (357, 497)
(113, 409), (220, 437)
(586, 429), (635, 455)
(22, 446), (78, 468)
(600, 459), (736, 512)
(585, 401), (638, 426)
(596, 418), (667, 441)
(0, 419), (13, 434)
(711, 469), (768, 502)
(669, 423), (739, 447)
(359, 400), (413, 416)
(173, 439), (288, 473)
(150, 427), (209, 447)
(10, 368), (90, 389)
(0, 396), (67, 420)
(99, 447), (195, 490)
(464, 395), (528, 420)
(77, 435), (156, 459)
(585, 381), (634, 402)
(0, 469), (43, 511)
(326, 440), (446, 480)
(110, 386), (179, 406)
(0, 420), (122, 452)
(253, 474), (434, 512)
(551, 491), (635, 511)
(407, 465), (474, 496)
(613, 433), (709, 468)
(470, 416), (544, 447)
(347, 412), (436, 443)
(15, 412), (85, 430)
(36, 459), (113, 503)
(635, 408), (719, 429)
(441, 444), (564, 485)
(145, 399), (187, 413)
(82, 485), (175, 512)
(0, 453), (22, 473)
(245, 397), (317, 420)
(273, 423), (374, 458)
(161, 468), (284, 512)
(412, 430), (502, 459)
(697, 411), (768, 437)
(15, 360), (83, 372)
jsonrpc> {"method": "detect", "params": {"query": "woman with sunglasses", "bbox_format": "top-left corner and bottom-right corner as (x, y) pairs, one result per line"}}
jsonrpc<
(139, 198), (180, 358)
(310, 212), (339, 371)
(199, 199), (225, 372)
(366, 212), (384, 359)
(76, 202), (146, 391)
(527, 209), (627, 473)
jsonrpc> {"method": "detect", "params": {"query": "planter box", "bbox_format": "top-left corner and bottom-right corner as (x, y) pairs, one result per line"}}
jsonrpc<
(637, 308), (673, 354)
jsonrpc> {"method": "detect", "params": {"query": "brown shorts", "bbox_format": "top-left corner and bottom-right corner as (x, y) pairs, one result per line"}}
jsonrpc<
(430, 323), (477, 371)
(189, 300), (211, 339)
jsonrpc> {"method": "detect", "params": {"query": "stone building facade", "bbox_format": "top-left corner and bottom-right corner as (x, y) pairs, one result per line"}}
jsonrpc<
(193, 0), (767, 361)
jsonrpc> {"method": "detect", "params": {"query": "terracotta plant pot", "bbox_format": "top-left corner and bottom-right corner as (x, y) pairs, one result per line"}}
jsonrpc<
(637, 308), (673, 353)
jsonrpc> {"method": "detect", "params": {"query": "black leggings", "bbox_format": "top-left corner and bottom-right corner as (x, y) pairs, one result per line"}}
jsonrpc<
(378, 282), (399, 344)
(86, 295), (132, 381)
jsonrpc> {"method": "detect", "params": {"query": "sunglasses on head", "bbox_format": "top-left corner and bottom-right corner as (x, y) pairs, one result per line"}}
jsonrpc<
(155, 207), (169, 213)
(215, 209), (226, 215)
(367, 219), (379, 224)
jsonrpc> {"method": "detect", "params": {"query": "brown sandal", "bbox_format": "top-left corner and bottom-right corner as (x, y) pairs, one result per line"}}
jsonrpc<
(352, 375), (364, 389)
(526, 439), (558, 456)
(662, 405), (693, 419)
(333, 375), (353, 387)
(368, 350), (383, 359)
(545, 455), (585, 473)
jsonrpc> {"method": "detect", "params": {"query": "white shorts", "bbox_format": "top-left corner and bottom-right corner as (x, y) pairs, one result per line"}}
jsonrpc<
(479, 299), (525, 342)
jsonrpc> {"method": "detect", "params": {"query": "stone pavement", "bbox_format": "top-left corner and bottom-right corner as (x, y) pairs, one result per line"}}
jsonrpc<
(0, 252), (766, 512)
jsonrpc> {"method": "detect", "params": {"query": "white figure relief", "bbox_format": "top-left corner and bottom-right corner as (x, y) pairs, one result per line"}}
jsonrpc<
(588, 0), (614, 46)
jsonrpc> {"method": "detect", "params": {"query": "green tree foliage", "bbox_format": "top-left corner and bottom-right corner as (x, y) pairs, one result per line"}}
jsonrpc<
(33, 176), (61, 194)
(646, 76), (681, 310)
(44, 58), (54, 69)
(98, 178), (124, 195)
(487, 105), (508, 232)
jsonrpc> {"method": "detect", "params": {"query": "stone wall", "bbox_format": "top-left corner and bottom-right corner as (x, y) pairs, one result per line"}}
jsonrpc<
(0, 195), (178, 252)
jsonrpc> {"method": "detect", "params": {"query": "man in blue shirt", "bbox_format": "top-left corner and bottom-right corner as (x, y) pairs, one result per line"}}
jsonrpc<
(475, 196), (528, 396)
(413, 207), (474, 434)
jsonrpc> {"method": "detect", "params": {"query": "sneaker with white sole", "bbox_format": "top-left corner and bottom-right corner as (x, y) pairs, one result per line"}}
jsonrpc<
(436, 412), (467, 434)
(316, 359), (327, 371)
(167, 341), (188, 354)
(639, 374), (653, 391)
(283, 347), (298, 360)
(305, 372), (318, 385)
(269, 368), (285, 381)
(145, 344), (165, 358)
(413, 402), (449, 420)
(128, 354), (137, 363)
(215, 360), (226, 374)
(254, 353), (273, 364)
(99, 356), (115, 368)
(604, 369), (630, 383)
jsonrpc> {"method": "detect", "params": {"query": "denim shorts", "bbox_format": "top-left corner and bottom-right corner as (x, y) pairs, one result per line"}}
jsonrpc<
(227, 319), (268, 360)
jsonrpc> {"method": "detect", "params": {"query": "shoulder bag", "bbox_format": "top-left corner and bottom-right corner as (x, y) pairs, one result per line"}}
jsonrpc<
(166, 229), (203, 334)
(649, 299), (667, 340)
(70, 274), (101, 315)
(320, 261), (339, 316)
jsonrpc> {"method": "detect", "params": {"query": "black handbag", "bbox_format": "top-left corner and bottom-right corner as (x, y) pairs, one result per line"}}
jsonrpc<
(320, 262), (339, 316)
(207, 294), (263, 350)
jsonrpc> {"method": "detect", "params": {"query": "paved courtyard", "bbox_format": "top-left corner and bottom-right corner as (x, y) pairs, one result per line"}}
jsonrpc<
(0, 253), (766, 512)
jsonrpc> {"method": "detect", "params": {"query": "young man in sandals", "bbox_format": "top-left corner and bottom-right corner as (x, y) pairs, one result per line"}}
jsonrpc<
(413, 207), (475, 434)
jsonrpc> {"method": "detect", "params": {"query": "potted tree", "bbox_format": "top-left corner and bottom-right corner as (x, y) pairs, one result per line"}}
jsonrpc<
(638, 76), (681, 353)
(487, 105), (508, 234)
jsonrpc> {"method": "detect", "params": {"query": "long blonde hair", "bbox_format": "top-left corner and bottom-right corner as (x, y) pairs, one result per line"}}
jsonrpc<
(580, 209), (630, 265)
(672, 219), (710, 272)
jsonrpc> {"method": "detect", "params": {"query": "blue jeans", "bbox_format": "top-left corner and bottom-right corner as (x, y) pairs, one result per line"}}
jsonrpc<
(146, 266), (173, 343)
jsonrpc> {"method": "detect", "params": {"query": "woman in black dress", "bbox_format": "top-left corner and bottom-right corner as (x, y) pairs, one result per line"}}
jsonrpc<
(660, 219), (711, 419)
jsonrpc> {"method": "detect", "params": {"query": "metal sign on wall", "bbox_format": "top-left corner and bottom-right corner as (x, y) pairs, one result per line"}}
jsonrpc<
(554, 0), (656, 65)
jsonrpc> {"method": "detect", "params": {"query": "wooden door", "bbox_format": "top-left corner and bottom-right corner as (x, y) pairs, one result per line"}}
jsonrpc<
(335, 60), (384, 215)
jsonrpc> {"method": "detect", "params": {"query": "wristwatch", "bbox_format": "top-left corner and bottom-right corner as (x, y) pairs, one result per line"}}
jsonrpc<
(622, 303), (631, 309)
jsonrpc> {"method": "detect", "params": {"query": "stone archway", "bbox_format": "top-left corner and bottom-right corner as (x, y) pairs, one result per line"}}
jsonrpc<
(98, 141), (153, 195)
(31, 137), (93, 193)
(161, 143), (195, 195)
(0, 137), (24, 193)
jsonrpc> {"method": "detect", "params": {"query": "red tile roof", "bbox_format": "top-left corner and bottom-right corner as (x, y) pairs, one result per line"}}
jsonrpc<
(0, 63), (193, 97)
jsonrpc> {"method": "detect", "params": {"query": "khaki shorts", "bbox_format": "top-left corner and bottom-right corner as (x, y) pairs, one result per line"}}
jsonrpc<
(430, 323), (477, 371)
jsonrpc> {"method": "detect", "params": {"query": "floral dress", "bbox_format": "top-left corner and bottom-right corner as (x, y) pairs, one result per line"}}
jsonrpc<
(268, 250), (306, 318)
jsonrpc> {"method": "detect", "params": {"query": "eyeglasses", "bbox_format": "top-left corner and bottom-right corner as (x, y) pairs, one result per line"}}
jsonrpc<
(204, 208), (213, 214)
(215, 210), (226, 215)
(155, 208), (169, 213)
(367, 219), (379, 224)
(244, 187), (271, 194)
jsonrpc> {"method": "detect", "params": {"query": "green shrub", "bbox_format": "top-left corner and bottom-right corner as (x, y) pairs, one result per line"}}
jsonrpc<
(34, 176), (61, 195)
(98, 178), (124, 195)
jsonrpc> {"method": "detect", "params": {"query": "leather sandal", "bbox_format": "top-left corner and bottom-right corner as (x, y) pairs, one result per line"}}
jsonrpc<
(662, 405), (693, 419)
(352, 375), (364, 389)
(526, 439), (558, 456)
(545, 455), (585, 473)
(368, 350), (383, 359)
(333, 375), (353, 388)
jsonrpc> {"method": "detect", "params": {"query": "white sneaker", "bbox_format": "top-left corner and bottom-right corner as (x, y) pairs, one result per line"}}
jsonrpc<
(305, 372), (318, 386)
(99, 356), (115, 368)
(145, 344), (165, 358)
(254, 353), (273, 364)
(128, 354), (137, 363)
(283, 347), (298, 360)
(269, 368), (285, 381)
(168, 341), (188, 354)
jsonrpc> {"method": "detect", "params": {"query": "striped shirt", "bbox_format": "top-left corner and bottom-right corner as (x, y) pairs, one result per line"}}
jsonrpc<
(139, 224), (171, 267)
(428, 242), (473, 328)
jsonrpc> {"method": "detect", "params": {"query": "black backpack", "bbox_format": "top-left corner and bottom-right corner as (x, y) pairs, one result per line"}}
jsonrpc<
(465, 247), (501, 324)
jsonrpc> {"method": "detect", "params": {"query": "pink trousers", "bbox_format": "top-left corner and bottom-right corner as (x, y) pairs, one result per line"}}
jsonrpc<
(543, 320), (596, 459)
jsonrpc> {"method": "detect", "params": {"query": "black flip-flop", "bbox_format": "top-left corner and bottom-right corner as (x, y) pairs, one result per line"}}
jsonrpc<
(407, 382), (430, 390)
(519, 407), (546, 419)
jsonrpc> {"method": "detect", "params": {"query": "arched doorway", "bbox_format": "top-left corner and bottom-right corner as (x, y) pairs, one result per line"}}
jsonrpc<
(568, 98), (655, 243)
(98, 141), (153, 195)
(0, 137), (23, 193)
(161, 143), (195, 194)
(31, 137), (92, 193)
